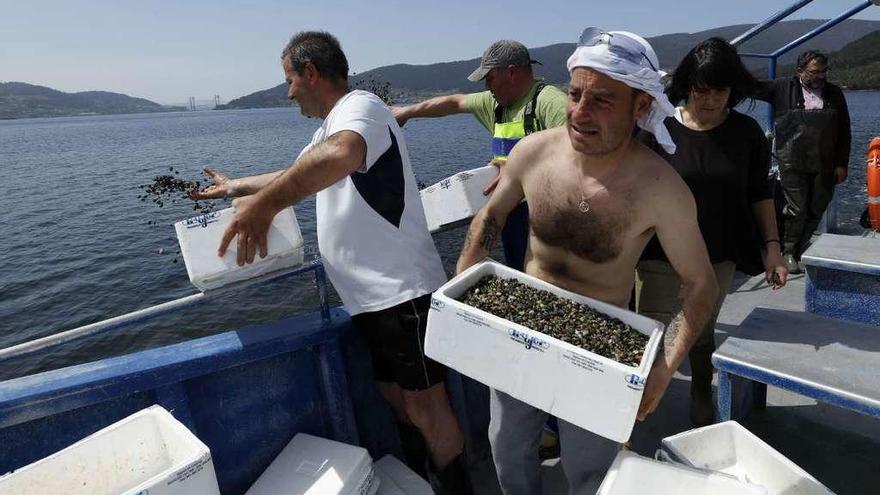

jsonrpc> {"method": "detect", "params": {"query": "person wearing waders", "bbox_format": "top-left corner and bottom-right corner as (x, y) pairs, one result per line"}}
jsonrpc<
(756, 50), (851, 274)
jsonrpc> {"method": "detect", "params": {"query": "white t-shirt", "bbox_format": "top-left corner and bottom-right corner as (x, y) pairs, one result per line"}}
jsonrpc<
(297, 90), (447, 315)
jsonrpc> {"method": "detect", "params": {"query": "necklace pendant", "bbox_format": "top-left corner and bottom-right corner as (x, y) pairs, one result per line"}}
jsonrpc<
(578, 198), (590, 213)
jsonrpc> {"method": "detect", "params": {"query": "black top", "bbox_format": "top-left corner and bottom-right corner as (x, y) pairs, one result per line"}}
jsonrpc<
(638, 110), (772, 274)
(754, 76), (851, 170)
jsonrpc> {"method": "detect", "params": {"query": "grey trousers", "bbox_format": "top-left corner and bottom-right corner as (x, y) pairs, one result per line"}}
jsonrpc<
(635, 260), (736, 401)
(488, 389), (619, 495)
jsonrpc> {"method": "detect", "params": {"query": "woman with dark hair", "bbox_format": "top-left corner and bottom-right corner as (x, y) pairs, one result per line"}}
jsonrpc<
(636, 37), (788, 426)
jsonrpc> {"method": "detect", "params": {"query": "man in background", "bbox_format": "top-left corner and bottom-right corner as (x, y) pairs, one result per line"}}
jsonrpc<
(392, 40), (567, 271)
(756, 50), (851, 273)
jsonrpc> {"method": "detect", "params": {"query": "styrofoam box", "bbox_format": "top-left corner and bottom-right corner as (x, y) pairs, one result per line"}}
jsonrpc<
(420, 165), (498, 232)
(425, 260), (664, 443)
(0, 405), (220, 495)
(661, 421), (835, 495)
(245, 433), (378, 495)
(374, 455), (432, 495)
(597, 451), (767, 494)
(174, 206), (304, 291)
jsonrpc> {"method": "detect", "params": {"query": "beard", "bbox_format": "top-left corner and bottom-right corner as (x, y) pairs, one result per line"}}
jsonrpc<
(800, 77), (825, 91)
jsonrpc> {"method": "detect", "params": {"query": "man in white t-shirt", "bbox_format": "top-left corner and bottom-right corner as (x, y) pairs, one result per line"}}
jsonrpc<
(192, 31), (470, 494)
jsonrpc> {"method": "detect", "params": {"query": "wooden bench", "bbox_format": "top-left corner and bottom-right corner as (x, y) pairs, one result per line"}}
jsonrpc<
(712, 307), (880, 421)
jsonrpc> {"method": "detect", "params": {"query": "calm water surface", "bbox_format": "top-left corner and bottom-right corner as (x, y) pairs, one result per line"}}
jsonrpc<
(1, 91), (878, 379)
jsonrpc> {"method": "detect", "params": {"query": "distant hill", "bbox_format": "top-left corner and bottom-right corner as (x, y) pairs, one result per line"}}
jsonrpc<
(0, 82), (184, 119)
(216, 84), (295, 110)
(219, 18), (880, 110)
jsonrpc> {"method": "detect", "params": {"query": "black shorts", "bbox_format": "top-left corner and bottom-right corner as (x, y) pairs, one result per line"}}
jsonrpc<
(351, 293), (447, 391)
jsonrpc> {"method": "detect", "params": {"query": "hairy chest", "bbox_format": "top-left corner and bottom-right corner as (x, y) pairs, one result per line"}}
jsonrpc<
(527, 171), (637, 264)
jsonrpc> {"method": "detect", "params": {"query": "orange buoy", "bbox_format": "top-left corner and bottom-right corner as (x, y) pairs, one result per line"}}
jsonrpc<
(869, 137), (880, 231)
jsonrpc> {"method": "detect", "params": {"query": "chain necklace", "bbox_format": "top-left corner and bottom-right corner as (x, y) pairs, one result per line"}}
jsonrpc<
(572, 145), (625, 214)
(577, 167), (617, 214)
(578, 195), (591, 213)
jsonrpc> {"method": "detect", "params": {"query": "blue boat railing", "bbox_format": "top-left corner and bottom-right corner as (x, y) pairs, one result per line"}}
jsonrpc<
(0, 256), (331, 363)
(731, 0), (879, 234)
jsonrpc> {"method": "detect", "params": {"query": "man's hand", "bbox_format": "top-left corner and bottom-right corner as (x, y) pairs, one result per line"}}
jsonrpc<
(218, 195), (278, 266)
(834, 166), (848, 185)
(482, 158), (506, 195)
(764, 250), (788, 290)
(191, 166), (238, 200)
(637, 357), (675, 421)
(390, 106), (410, 127)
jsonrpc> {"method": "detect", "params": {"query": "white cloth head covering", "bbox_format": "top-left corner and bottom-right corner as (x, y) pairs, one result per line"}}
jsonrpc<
(566, 29), (676, 154)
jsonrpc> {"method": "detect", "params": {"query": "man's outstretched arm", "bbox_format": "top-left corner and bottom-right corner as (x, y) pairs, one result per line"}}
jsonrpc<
(391, 94), (468, 127)
(456, 139), (531, 274)
(218, 130), (367, 265)
(191, 166), (284, 200)
(638, 174), (719, 420)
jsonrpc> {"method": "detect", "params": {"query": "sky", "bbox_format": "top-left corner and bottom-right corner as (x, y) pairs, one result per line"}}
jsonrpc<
(2, 0), (879, 105)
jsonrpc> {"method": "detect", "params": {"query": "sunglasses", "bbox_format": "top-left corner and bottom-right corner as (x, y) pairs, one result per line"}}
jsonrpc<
(578, 27), (657, 72)
(803, 67), (830, 77)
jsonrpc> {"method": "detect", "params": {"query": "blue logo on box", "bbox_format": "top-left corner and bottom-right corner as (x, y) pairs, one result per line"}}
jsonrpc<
(430, 297), (445, 311)
(508, 329), (548, 351)
(625, 374), (646, 389)
(185, 211), (220, 229)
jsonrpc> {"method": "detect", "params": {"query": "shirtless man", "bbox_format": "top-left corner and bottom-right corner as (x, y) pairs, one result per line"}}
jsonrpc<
(455, 29), (719, 494)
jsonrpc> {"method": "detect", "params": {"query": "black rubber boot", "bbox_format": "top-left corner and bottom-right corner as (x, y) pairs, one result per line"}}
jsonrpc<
(689, 343), (716, 427)
(426, 453), (473, 495)
(397, 423), (428, 479)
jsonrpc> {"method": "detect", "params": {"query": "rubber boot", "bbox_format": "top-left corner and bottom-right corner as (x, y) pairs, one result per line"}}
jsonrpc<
(538, 427), (561, 460)
(397, 423), (428, 479)
(784, 254), (801, 275)
(688, 343), (716, 427)
(426, 453), (473, 495)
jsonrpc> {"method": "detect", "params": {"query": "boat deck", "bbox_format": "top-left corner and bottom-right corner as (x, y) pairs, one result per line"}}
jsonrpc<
(528, 270), (880, 495)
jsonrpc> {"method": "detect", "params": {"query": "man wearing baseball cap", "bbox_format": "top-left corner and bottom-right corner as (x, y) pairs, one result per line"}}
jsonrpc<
(392, 40), (567, 272)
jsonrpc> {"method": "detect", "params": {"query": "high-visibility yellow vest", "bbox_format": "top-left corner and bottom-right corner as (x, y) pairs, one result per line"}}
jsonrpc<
(490, 82), (546, 161)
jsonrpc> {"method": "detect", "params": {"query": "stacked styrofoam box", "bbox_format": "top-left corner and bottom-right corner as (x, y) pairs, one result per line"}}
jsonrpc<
(420, 165), (498, 232)
(597, 451), (767, 494)
(174, 206), (304, 291)
(245, 433), (378, 495)
(661, 421), (835, 495)
(0, 405), (220, 495)
(374, 455), (433, 495)
(425, 260), (664, 443)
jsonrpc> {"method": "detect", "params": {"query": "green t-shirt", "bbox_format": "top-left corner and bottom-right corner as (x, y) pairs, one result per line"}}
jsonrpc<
(465, 80), (568, 133)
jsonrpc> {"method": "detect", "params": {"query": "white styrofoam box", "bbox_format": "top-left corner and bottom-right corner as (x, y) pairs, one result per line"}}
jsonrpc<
(425, 260), (664, 443)
(661, 421), (835, 495)
(174, 206), (304, 291)
(246, 433), (378, 495)
(420, 165), (499, 232)
(374, 455), (432, 495)
(0, 405), (220, 495)
(597, 451), (767, 495)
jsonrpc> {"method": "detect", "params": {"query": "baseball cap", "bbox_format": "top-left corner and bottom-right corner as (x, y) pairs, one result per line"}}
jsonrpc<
(467, 40), (541, 82)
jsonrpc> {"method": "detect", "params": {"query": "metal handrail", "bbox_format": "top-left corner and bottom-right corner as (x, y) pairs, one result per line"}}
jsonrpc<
(771, 2), (877, 59)
(734, 0), (876, 129)
(730, 0), (815, 47)
(0, 258), (331, 362)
